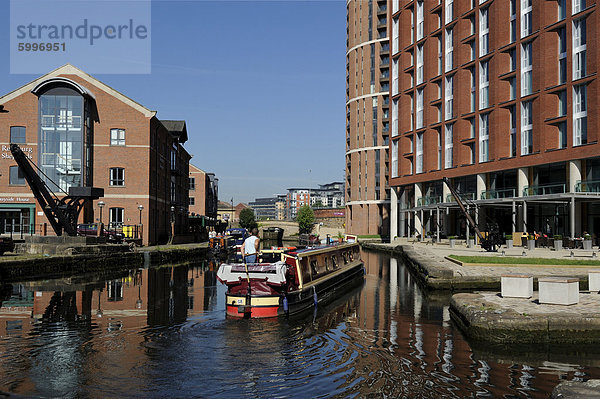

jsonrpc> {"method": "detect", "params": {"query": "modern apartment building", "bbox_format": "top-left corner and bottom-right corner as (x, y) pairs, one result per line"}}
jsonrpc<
(345, 0), (391, 237)
(388, 0), (600, 240)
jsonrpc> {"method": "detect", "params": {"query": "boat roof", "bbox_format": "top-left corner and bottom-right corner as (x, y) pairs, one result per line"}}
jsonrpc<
(290, 242), (358, 256)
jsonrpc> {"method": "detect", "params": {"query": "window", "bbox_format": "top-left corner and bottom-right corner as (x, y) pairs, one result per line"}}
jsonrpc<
(392, 58), (399, 95)
(509, 105), (517, 157)
(558, 0), (566, 20)
(479, 8), (489, 56)
(470, 68), (476, 112)
(573, 19), (586, 80)
(392, 99), (399, 137)
(189, 177), (196, 190)
(392, 0), (400, 13)
(573, 0), (585, 14)
(509, 48), (516, 71)
(9, 166), (24, 185)
(445, 76), (453, 120)
(109, 167), (124, 186)
(391, 140), (398, 178)
(416, 1), (424, 41)
(480, 61), (489, 109)
(416, 45), (424, 85)
(479, 113), (489, 162)
(189, 197), (195, 206)
(110, 128), (125, 146)
(437, 37), (443, 75)
(521, 42), (532, 96)
(445, 0), (453, 24)
(392, 18), (399, 54)
(521, 101), (533, 155)
(437, 131), (442, 170)
(521, 0), (532, 38)
(510, 0), (517, 42)
(445, 124), (453, 169)
(558, 27), (567, 84)
(409, 93), (414, 130)
(558, 90), (567, 116)
(416, 89), (424, 129)
(558, 122), (567, 149)
(109, 207), (124, 226)
(10, 127), (26, 144)
(410, 10), (414, 44)
(415, 132), (423, 173)
(509, 77), (516, 100)
(445, 28), (453, 72)
(574, 84), (587, 146)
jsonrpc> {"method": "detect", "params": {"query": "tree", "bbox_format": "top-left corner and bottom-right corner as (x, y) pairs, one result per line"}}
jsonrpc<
(239, 208), (257, 230)
(297, 205), (315, 235)
(312, 200), (324, 208)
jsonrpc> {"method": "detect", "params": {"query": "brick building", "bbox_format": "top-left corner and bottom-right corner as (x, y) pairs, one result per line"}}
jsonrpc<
(388, 0), (600, 240)
(345, 0), (391, 237)
(0, 64), (190, 245)
(188, 164), (218, 221)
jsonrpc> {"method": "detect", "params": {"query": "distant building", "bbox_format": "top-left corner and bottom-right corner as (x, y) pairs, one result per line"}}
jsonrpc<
(275, 194), (286, 220)
(249, 197), (278, 220)
(188, 164), (218, 221)
(286, 188), (310, 220)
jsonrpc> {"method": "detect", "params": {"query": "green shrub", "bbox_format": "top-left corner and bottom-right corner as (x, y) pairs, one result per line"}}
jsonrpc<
(448, 235), (457, 239)
(505, 234), (513, 240)
(584, 234), (592, 240)
(553, 234), (562, 240)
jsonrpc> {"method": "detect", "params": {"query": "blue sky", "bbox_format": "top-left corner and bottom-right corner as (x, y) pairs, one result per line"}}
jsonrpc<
(0, 0), (346, 204)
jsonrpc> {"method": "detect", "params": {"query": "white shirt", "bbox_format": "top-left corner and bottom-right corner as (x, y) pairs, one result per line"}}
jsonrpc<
(243, 236), (259, 255)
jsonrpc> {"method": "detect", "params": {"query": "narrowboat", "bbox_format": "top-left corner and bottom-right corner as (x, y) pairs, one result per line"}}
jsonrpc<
(216, 241), (364, 318)
(225, 228), (249, 262)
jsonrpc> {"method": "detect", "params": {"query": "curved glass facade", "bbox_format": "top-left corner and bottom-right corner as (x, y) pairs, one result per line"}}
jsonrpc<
(38, 87), (83, 192)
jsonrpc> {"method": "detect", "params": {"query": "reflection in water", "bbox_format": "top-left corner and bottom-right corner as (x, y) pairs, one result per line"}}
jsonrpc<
(0, 253), (597, 397)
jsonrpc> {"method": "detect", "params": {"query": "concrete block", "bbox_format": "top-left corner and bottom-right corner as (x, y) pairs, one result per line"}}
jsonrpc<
(501, 274), (533, 298)
(589, 271), (600, 292)
(539, 277), (579, 305)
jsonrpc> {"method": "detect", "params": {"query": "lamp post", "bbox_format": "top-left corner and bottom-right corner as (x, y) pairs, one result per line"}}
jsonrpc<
(231, 197), (234, 228)
(169, 206), (175, 244)
(138, 204), (144, 240)
(98, 200), (105, 223)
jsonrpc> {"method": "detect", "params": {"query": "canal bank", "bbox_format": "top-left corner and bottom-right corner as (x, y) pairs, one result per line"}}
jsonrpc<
(450, 291), (600, 344)
(0, 242), (209, 283)
(361, 239), (600, 291)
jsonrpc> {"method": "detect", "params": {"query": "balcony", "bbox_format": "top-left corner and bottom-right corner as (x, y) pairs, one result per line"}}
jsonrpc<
(480, 188), (516, 200)
(446, 192), (476, 203)
(417, 195), (442, 207)
(523, 183), (566, 196)
(575, 179), (600, 193)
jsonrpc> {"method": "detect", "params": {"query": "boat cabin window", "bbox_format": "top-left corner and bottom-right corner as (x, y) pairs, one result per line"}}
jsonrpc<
(332, 255), (338, 269)
(324, 257), (329, 271)
(310, 260), (318, 276)
(342, 252), (349, 264)
(349, 251), (354, 261)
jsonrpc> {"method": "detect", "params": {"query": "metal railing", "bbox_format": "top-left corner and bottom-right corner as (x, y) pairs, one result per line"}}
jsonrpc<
(480, 188), (516, 200)
(416, 195), (442, 207)
(522, 183), (566, 196)
(575, 179), (600, 193)
(446, 192), (476, 203)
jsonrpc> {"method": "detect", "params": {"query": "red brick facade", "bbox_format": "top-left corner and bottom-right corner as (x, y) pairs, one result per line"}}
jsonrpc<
(0, 64), (190, 245)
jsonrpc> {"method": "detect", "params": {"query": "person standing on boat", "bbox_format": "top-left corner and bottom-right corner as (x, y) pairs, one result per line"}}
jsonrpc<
(241, 228), (260, 264)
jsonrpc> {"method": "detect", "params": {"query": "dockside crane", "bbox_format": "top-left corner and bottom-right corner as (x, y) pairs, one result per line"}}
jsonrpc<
(442, 177), (502, 252)
(10, 144), (103, 236)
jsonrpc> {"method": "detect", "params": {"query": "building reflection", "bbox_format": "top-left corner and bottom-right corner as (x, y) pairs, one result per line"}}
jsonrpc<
(0, 261), (219, 395)
(347, 249), (599, 397)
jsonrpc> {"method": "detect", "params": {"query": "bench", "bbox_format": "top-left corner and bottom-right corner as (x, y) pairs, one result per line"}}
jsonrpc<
(501, 274), (533, 298)
(538, 277), (579, 305)
(589, 270), (600, 292)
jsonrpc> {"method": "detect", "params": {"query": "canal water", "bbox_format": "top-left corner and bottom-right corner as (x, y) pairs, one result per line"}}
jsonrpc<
(0, 250), (598, 398)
